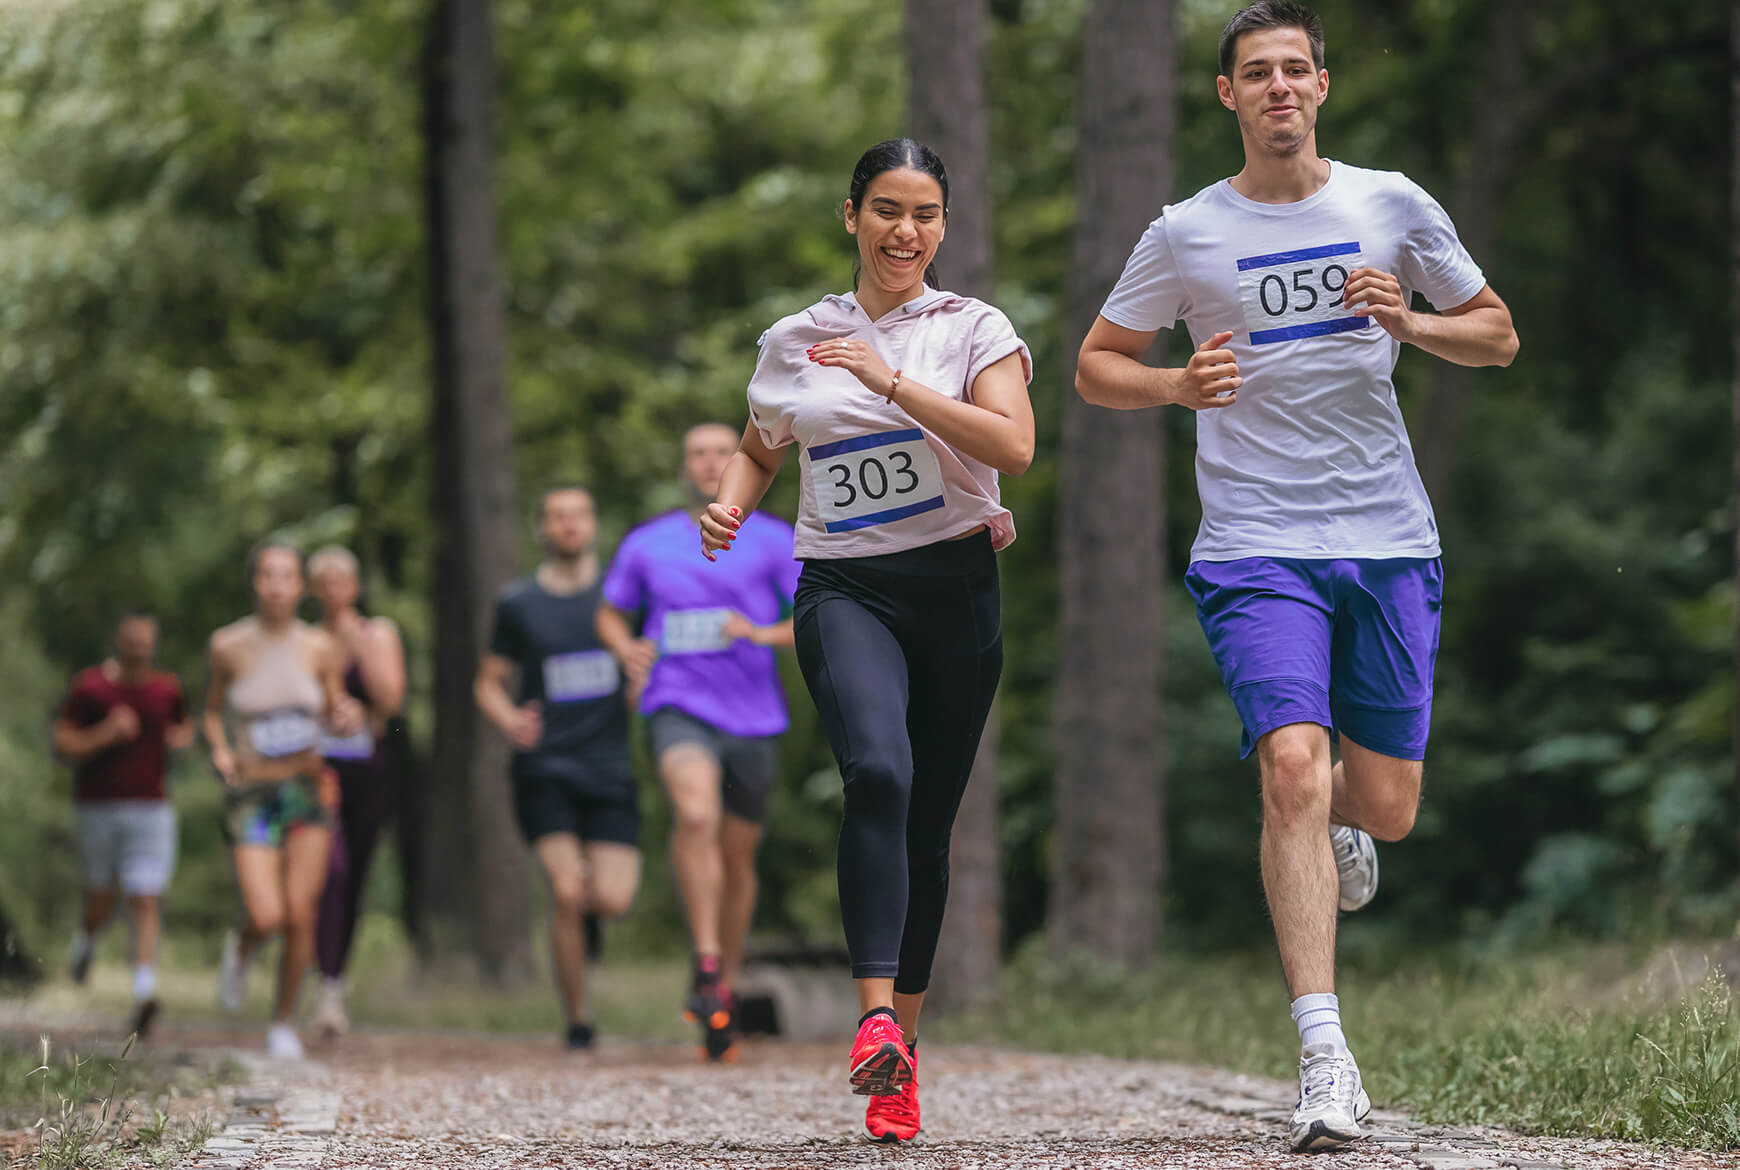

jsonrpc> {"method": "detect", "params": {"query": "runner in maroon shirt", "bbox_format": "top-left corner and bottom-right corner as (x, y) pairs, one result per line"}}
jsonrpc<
(53, 611), (194, 1037)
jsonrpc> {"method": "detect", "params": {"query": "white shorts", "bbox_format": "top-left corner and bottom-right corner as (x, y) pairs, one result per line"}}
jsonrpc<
(75, 801), (178, 895)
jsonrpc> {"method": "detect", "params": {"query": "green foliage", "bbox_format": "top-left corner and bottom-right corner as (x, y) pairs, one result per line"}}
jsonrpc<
(13, 1034), (218, 1168)
(0, 0), (1732, 963)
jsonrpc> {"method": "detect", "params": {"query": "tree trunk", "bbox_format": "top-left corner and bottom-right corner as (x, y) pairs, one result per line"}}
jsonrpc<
(1412, 0), (1534, 505)
(904, 0), (1001, 1008)
(1047, 0), (1173, 967)
(422, 0), (530, 980)
(1731, 0), (1739, 864)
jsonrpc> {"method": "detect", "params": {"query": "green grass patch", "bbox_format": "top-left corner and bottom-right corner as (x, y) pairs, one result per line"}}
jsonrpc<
(1, 1034), (221, 1169)
(938, 939), (1740, 1151)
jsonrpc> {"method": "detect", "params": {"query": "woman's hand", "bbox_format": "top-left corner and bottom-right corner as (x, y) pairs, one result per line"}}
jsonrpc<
(699, 503), (742, 562)
(809, 337), (895, 397)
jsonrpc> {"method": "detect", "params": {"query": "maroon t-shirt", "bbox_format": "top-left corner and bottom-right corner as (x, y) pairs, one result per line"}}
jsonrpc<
(60, 666), (186, 803)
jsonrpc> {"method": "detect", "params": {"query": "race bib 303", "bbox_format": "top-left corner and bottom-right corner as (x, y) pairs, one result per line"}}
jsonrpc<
(543, 650), (620, 703)
(1236, 242), (1371, 346)
(661, 608), (732, 655)
(807, 429), (945, 533)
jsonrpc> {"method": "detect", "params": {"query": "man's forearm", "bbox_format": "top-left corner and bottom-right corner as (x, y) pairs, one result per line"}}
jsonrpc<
(1406, 306), (1518, 368)
(1075, 348), (1177, 410)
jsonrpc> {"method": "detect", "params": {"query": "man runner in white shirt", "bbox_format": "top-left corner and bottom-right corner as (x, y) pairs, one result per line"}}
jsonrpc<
(1076, 1), (1517, 1152)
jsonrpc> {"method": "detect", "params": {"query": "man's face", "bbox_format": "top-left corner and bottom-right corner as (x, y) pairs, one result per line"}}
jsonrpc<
(1217, 26), (1327, 157)
(683, 426), (738, 500)
(114, 616), (158, 667)
(541, 489), (596, 559)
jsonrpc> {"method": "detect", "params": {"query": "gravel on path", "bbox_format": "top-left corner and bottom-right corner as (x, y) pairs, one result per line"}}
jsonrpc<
(165, 1031), (1740, 1170)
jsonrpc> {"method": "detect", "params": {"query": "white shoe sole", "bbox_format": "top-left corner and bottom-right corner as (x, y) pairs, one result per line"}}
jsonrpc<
(1289, 1089), (1371, 1151)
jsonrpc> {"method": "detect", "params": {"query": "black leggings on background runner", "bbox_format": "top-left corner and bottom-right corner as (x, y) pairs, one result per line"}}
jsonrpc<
(794, 530), (1002, 993)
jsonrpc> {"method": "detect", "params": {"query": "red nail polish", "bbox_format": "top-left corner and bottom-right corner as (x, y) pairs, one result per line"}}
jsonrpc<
(729, 508), (739, 517)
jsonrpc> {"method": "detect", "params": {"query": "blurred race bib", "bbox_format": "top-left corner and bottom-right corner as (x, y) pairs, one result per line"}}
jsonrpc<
(543, 650), (619, 703)
(661, 608), (732, 655)
(807, 429), (945, 533)
(247, 708), (320, 758)
(320, 727), (376, 761)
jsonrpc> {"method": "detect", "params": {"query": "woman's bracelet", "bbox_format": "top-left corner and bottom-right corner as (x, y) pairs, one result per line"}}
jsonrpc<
(887, 368), (903, 402)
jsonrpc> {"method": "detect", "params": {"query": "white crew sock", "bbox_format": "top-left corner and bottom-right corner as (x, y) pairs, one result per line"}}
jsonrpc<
(1291, 992), (1349, 1055)
(133, 964), (156, 1000)
(74, 930), (96, 961)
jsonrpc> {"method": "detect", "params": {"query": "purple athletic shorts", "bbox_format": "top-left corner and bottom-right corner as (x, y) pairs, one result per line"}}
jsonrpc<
(1184, 557), (1444, 761)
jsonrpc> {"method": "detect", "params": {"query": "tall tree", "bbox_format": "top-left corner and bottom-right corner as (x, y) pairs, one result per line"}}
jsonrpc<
(904, 0), (1001, 1005)
(423, 0), (530, 979)
(1731, 0), (1739, 859)
(1411, 0), (1535, 504)
(1048, 0), (1174, 966)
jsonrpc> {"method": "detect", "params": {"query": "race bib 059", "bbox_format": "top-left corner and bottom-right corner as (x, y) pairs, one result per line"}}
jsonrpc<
(543, 650), (619, 703)
(1237, 242), (1370, 346)
(807, 429), (945, 533)
(247, 708), (320, 758)
(661, 608), (732, 655)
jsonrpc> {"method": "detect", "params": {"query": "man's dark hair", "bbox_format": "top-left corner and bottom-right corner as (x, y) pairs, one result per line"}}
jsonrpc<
(1218, 1), (1325, 78)
(246, 537), (304, 584)
(534, 481), (592, 528)
(114, 608), (157, 628)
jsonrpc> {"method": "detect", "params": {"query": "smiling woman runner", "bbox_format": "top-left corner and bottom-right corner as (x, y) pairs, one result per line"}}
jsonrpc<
(700, 138), (1035, 1145)
(204, 540), (364, 1060)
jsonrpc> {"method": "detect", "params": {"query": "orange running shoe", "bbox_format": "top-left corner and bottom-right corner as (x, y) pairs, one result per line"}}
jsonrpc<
(864, 1054), (920, 1142)
(847, 1010), (912, 1096)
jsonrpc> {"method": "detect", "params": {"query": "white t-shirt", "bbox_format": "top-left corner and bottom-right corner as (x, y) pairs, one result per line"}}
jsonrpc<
(748, 287), (1032, 560)
(1101, 161), (1487, 562)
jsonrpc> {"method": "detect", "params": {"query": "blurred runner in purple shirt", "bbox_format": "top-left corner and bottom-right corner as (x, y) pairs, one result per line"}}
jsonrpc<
(598, 423), (798, 1062)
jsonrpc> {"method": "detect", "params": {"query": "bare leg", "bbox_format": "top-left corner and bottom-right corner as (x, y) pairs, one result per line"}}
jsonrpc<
(660, 746), (725, 958)
(892, 990), (926, 1047)
(126, 895), (161, 970)
(717, 814), (763, 992)
(83, 888), (119, 936)
(1330, 737), (1424, 842)
(275, 826), (331, 1023)
(856, 977), (895, 1017)
(581, 842), (642, 920)
(535, 833), (590, 1026)
(232, 845), (288, 953)
(1257, 723), (1338, 998)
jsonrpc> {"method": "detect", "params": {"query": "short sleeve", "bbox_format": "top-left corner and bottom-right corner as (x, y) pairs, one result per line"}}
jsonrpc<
(600, 535), (647, 614)
(1398, 179), (1486, 311)
(1099, 216), (1188, 332)
(964, 306), (1033, 395)
(59, 675), (101, 727)
(166, 678), (186, 724)
(487, 594), (523, 662)
(746, 329), (797, 450)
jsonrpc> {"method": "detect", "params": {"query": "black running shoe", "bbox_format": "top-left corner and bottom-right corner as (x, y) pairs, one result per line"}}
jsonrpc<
(128, 998), (160, 1040)
(565, 1022), (595, 1051)
(70, 949), (92, 986)
(702, 991), (738, 1064)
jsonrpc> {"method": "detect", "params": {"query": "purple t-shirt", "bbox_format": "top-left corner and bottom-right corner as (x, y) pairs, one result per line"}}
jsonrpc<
(602, 509), (800, 737)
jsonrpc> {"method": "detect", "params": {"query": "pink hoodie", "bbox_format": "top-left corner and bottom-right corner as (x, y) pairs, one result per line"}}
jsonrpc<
(748, 287), (1032, 560)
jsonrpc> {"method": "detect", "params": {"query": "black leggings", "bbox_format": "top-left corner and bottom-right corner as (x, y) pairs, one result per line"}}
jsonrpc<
(794, 530), (1002, 993)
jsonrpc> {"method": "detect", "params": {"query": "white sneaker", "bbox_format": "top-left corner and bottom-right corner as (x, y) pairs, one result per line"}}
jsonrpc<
(265, 1023), (305, 1061)
(1288, 1042), (1371, 1152)
(217, 930), (248, 1013)
(1330, 825), (1379, 912)
(313, 979), (350, 1038)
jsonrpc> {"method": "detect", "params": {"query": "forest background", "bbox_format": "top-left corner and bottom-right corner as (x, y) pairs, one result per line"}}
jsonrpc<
(0, 0), (1733, 999)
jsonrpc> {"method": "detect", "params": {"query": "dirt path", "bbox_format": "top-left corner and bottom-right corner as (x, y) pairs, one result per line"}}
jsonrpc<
(145, 1029), (1738, 1170)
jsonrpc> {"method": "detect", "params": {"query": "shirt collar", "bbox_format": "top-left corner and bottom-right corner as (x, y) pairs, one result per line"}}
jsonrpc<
(826, 285), (950, 319)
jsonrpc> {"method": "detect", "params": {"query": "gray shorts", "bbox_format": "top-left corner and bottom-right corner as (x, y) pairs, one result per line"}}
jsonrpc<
(648, 707), (779, 823)
(76, 801), (178, 895)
